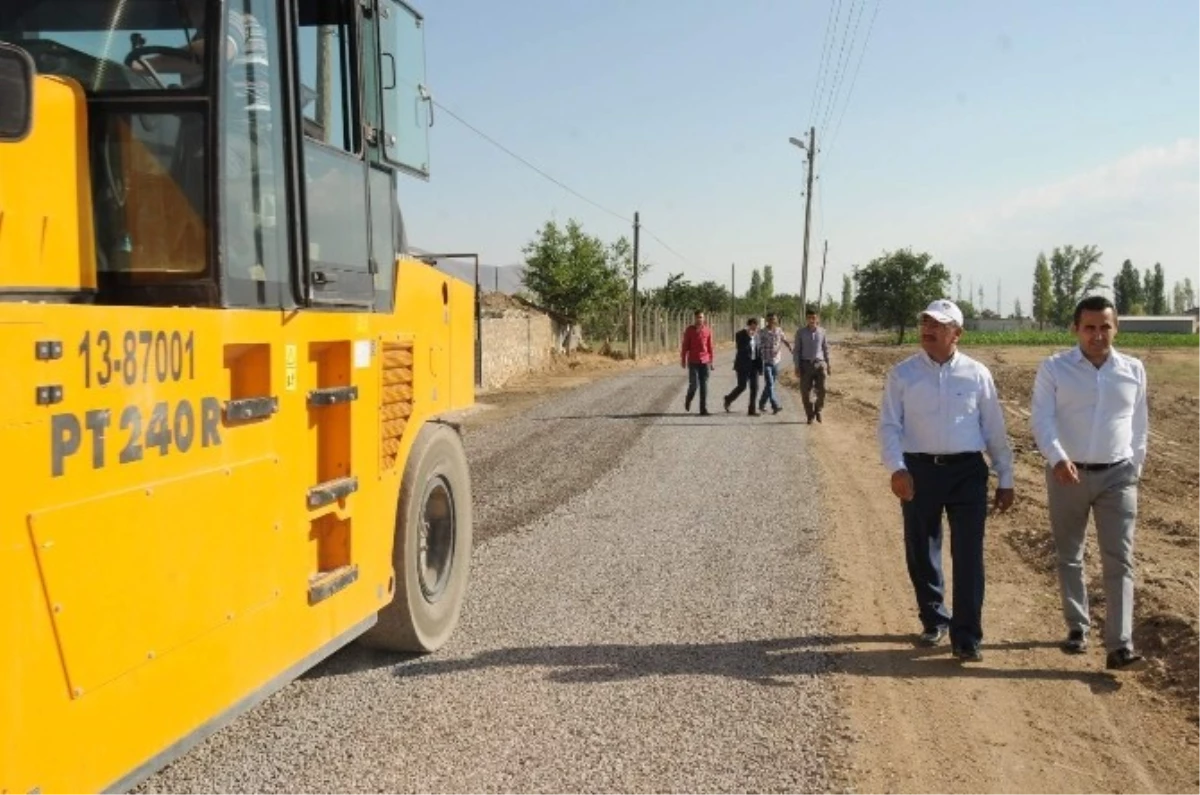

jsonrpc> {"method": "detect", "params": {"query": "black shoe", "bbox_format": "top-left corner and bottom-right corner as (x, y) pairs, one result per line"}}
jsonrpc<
(1062, 629), (1089, 654)
(917, 625), (948, 647)
(723, 396), (732, 412)
(699, 409), (711, 416)
(1106, 648), (1147, 671)
(685, 398), (692, 412)
(807, 416), (814, 425)
(748, 410), (759, 416)
(954, 643), (983, 663)
(772, 405), (781, 415)
(815, 410), (822, 423)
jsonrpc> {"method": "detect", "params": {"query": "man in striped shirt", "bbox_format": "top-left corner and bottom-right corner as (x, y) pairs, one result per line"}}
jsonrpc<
(756, 313), (793, 415)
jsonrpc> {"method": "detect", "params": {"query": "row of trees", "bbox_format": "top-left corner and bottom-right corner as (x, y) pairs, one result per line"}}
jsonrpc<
(1112, 260), (1194, 315)
(519, 218), (853, 345)
(1028, 248), (1196, 327)
(519, 217), (1193, 349)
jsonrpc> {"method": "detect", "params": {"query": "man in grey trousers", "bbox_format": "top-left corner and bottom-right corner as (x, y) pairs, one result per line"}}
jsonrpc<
(1031, 295), (1149, 671)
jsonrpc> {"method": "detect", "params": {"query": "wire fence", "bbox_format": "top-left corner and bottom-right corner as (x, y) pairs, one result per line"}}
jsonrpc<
(579, 304), (861, 358)
(580, 303), (736, 357)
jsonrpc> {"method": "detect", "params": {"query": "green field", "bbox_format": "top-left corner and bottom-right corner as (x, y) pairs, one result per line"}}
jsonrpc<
(863, 330), (1199, 347)
(959, 330), (1199, 347)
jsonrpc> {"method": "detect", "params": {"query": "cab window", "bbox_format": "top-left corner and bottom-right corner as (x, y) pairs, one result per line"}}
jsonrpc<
(1, 0), (212, 293)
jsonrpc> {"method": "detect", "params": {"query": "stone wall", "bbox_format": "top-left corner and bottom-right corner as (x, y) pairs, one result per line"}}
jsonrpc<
(479, 308), (566, 391)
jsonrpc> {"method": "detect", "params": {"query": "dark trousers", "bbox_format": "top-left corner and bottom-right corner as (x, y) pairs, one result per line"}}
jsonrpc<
(686, 363), (710, 411)
(798, 360), (827, 417)
(901, 452), (989, 648)
(725, 365), (760, 412)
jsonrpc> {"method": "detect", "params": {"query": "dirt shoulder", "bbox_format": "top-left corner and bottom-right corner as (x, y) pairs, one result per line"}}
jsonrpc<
(787, 341), (1199, 793)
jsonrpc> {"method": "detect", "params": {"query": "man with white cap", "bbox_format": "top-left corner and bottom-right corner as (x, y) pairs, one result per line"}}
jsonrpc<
(877, 298), (1015, 661)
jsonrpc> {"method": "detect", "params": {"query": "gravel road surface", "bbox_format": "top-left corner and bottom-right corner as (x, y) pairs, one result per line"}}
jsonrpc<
(139, 364), (846, 793)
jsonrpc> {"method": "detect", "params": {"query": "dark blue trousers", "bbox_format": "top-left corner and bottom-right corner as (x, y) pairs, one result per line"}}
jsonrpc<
(901, 452), (989, 648)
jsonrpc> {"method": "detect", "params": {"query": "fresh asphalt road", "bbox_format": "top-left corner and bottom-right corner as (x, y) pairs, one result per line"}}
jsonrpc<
(139, 364), (846, 793)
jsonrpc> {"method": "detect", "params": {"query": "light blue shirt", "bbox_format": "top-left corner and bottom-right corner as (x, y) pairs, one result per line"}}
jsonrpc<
(877, 349), (1014, 488)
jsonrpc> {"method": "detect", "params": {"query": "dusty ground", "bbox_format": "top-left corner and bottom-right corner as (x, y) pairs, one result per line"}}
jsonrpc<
(787, 339), (1199, 793)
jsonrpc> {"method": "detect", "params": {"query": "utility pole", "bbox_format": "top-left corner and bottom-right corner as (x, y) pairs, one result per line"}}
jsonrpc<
(789, 127), (817, 315)
(996, 279), (1001, 316)
(816, 239), (828, 318)
(631, 211), (640, 359)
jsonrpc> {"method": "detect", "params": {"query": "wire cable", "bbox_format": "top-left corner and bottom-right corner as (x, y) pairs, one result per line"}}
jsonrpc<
(429, 96), (726, 282)
(821, 0), (881, 169)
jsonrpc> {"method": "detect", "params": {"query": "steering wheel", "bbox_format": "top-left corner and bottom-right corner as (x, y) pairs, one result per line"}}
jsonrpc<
(123, 45), (196, 90)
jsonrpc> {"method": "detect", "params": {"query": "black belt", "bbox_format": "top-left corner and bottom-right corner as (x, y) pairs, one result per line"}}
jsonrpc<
(1075, 459), (1128, 471)
(905, 452), (981, 465)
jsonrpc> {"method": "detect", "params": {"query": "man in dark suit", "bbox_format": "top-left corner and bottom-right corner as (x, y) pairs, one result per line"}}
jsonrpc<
(724, 317), (763, 415)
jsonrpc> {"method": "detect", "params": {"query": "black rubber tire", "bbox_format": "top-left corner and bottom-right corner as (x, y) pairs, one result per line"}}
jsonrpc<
(360, 422), (473, 652)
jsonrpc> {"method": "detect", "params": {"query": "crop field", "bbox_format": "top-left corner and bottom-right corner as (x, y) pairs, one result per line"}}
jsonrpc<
(864, 330), (1199, 347)
(960, 330), (1199, 347)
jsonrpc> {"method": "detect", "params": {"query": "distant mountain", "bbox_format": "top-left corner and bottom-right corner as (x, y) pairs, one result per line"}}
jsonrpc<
(408, 247), (526, 294)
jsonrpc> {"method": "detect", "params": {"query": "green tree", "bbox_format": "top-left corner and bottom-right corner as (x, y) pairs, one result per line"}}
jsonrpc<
(521, 218), (625, 324)
(761, 265), (775, 305)
(1112, 259), (1142, 314)
(1032, 253), (1053, 328)
(1012, 298), (1023, 319)
(1143, 269), (1154, 309)
(1046, 245), (1105, 327)
(957, 299), (978, 320)
(747, 269), (763, 305)
(853, 248), (950, 344)
(840, 274), (854, 325)
(607, 235), (650, 288)
(1172, 281), (1186, 313)
(1150, 263), (1166, 314)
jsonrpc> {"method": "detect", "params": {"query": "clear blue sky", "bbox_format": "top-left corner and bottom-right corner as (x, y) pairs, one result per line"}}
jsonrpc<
(400, 0), (1199, 313)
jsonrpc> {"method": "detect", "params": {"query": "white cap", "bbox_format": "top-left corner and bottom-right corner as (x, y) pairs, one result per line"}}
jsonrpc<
(919, 298), (964, 327)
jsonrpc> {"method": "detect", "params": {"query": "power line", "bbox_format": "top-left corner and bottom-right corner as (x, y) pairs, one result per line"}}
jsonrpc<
(819, 0), (866, 135)
(430, 98), (630, 226)
(822, 0), (881, 169)
(807, 0), (842, 127)
(811, 0), (840, 130)
(429, 95), (722, 282)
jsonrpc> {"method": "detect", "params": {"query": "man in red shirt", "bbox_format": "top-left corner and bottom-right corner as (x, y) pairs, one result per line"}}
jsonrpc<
(681, 309), (715, 415)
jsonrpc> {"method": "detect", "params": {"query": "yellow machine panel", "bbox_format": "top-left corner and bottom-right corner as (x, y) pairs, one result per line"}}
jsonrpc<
(1, 3), (477, 789)
(0, 73), (97, 293)
(2, 265), (476, 793)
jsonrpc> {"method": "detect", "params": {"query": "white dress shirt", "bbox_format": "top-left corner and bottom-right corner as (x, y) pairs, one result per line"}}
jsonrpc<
(877, 350), (1014, 488)
(1030, 346), (1148, 474)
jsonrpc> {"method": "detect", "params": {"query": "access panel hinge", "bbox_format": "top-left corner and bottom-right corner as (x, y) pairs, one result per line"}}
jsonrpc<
(224, 396), (279, 422)
(307, 476), (359, 509)
(35, 385), (63, 405)
(307, 386), (358, 406)
(35, 340), (63, 360)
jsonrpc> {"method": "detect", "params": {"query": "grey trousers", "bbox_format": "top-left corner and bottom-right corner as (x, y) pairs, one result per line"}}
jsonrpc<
(1045, 460), (1139, 652)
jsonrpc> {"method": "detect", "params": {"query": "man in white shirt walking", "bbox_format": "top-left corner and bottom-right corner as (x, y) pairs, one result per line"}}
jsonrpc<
(878, 299), (1015, 661)
(1031, 295), (1149, 672)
